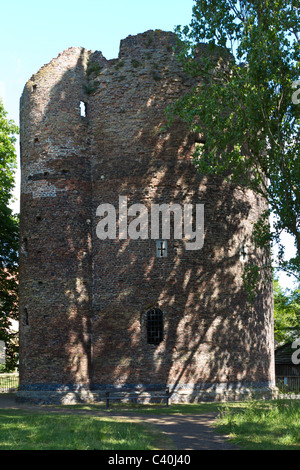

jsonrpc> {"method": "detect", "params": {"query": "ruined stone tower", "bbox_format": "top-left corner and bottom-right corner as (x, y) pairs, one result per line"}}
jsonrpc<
(17, 30), (275, 403)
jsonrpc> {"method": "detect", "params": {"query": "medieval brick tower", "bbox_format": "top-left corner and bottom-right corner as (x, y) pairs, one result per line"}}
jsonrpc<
(17, 31), (275, 403)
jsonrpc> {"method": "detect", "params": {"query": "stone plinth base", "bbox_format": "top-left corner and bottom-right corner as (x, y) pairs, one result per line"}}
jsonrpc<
(16, 382), (277, 405)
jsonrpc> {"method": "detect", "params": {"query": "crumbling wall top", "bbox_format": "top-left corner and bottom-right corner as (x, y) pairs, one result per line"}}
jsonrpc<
(118, 30), (178, 60)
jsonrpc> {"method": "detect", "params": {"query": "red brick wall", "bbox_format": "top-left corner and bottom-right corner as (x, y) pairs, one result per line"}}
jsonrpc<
(18, 31), (275, 402)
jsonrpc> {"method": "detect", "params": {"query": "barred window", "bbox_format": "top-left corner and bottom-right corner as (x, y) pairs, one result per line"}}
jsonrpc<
(146, 308), (164, 345)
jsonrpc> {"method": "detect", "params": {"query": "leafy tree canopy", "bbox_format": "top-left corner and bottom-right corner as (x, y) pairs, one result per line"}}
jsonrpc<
(274, 278), (300, 344)
(170, 0), (300, 281)
(0, 98), (19, 370)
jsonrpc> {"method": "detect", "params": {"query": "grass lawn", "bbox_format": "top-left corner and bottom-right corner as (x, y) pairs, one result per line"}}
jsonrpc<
(0, 409), (174, 450)
(215, 399), (300, 450)
(60, 399), (300, 450)
(0, 399), (299, 450)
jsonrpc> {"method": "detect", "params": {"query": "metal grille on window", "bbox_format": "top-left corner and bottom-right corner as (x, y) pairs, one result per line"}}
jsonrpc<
(146, 308), (163, 345)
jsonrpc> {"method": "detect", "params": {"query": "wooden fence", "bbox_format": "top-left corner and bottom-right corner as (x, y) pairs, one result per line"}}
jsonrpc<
(276, 376), (300, 393)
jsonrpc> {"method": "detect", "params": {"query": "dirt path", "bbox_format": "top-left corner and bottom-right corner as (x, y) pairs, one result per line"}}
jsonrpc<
(0, 393), (239, 450)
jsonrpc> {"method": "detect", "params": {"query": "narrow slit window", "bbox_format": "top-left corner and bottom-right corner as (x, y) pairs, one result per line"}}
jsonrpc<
(194, 139), (206, 160)
(156, 240), (167, 258)
(22, 237), (28, 253)
(146, 308), (164, 345)
(24, 308), (29, 326)
(80, 101), (86, 117)
(239, 243), (248, 263)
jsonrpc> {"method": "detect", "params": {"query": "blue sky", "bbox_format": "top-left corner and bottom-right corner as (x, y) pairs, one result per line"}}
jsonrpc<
(0, 0), (296, 290)
(0, 0), (195, 202)
(1, 0), (196, 220)
(0, 0), (194, 124)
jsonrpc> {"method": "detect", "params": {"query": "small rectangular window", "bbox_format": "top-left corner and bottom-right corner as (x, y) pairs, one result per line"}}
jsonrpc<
(156, 240), (167, 258)
(80, 101), (86, 117)
(24, 308), (29, 326)
(147, 308), (164, 345)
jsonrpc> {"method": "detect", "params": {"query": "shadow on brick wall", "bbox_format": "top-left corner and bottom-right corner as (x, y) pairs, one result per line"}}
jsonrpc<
(18, 31), (274, 401)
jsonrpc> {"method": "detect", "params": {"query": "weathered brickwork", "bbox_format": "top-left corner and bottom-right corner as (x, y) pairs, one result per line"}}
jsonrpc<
(17, 30), (275, 403)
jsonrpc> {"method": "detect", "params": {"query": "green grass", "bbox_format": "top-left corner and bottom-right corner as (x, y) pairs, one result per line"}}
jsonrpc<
(0, 409), (174, 450)
(1, 399), (300, 450)
(215, 399), (300, 450)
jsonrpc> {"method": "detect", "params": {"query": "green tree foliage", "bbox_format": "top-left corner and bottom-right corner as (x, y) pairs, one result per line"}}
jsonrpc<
(0, 98), (19, 371)
(170, 0), (300, 281)
(274, 278), (300, 344)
